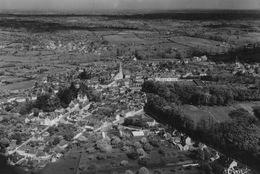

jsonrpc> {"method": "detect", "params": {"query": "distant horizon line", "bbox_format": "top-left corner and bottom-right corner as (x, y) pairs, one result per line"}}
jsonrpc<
(0, 8), (260, 12)
(0, 8), (259, 16)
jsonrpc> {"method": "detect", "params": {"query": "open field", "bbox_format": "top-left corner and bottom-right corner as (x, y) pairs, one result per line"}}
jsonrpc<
(1, 80), (35, 90)
(182, 105), (232, 125)
(182, 101), (260, 126)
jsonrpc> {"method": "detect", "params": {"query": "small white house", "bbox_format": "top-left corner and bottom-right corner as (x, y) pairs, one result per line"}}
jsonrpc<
(132, 131), (145, 137)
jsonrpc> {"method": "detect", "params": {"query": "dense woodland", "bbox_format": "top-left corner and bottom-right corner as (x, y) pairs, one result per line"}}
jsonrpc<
(142, 81), (260, 170)
(210, 47), (260, 63)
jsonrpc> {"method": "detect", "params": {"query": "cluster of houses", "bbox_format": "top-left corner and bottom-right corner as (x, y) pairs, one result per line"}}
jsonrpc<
(225, 161), (250, 174)
(45, 40), (109, 55)
(233, 61), (260, 76)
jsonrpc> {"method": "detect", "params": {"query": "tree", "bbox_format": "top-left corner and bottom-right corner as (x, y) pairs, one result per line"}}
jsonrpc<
(57, 85), (78, 108)
(191, 91), (207, 105)
(141, 81), (158, 94)
(183, 117), (196, 133)
(134, 50), (143, 60)
(86, 89), (101, 102)
(10, 133), (22, 145)
(138, 157), (150, 167)
(0, 138), (10, 153)
(111, 136), (121, 147)
(127, 152), (138, 160)
(19, 101), (35, 115)
(35, 94), (61, 112)
(79, 83), (101, 102)
(138, 167), (150, 174)
(253, 106), (260, 120)
(52, 137), (60, 146)
(175, 52), (182, 59)
(117, 48), (122, 56)
(211, 163), (224, 174)
(196, 149), (205, 160)
(78, 70), (91, 80)
(123, 118), (148, 128)
(143, 143), (153, 152)
(63, 130), (74, 141)
(32, 108), (40, 117)
(148, 137), (160, 147)
(200, 162), (213, 174)
(209, 95), (218, 106)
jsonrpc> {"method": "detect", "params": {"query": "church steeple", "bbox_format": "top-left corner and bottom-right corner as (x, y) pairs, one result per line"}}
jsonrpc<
(114, 62), (123, 80)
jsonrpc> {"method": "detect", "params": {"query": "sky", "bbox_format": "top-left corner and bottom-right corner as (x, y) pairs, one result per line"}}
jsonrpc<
(0, 0), (260, 10)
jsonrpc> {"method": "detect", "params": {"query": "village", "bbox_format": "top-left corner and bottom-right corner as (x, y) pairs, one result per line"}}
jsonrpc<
(0, 53), (257, 174)
(0, 11), (260, 174)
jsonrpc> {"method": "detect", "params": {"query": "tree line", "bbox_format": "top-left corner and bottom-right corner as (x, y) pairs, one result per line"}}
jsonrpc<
(142, 81), (260, 106)
(201, 74), (260, 87)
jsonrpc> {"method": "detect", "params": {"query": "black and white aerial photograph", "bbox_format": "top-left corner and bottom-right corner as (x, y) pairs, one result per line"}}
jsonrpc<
(0, 0), (260, 174)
